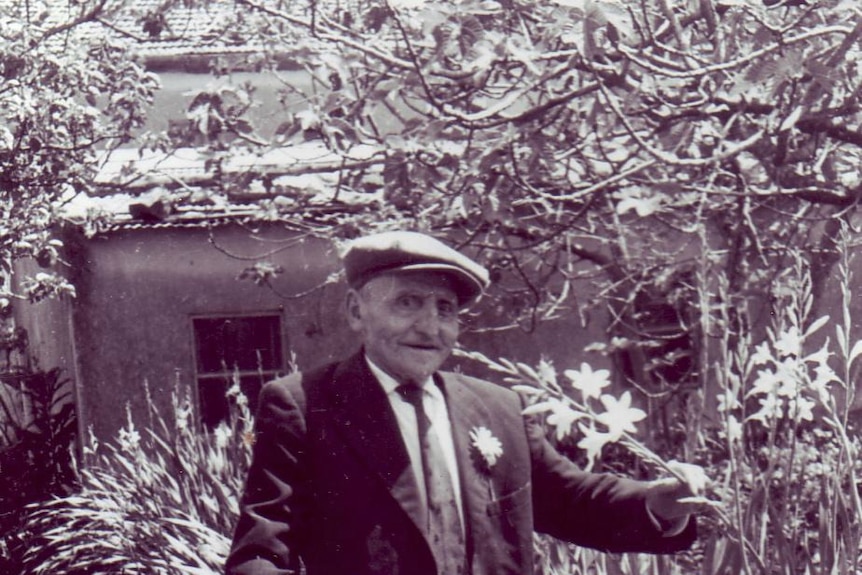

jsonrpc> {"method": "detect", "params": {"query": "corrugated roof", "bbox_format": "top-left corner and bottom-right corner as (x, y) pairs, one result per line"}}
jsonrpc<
(103, 200), (372, 233)
(63, 188), (376, 235)
(95, 142), (381, 187)
(61, 141), (384, 234)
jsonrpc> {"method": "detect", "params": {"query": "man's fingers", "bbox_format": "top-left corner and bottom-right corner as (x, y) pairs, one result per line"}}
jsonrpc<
(677, 496), (722, 509)
(666, 460), (708, 495)
(648, 461), (719, 519)
(649, 477), (682, 492)
(678, 497), (722, 516)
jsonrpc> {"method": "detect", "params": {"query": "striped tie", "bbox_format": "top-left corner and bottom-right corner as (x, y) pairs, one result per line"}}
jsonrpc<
(397, 384), (467, 575)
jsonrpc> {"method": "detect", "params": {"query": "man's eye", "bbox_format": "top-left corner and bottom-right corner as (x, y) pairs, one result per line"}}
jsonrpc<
(396, 295), (422, 309)
(438, 301), (457, 318)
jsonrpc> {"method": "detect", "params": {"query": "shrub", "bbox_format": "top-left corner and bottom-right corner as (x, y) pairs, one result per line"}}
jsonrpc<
(0, 367), (77, 574)
(21, 379), (253, 575)
(698, 251), (862, 574)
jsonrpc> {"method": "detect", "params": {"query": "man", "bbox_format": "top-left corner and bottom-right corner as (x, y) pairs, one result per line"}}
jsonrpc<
(226, 230), (707, 575)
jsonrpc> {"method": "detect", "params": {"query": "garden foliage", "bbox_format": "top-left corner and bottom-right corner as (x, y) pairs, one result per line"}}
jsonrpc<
(0, 2), (158, 306)
(20, 380), (253, 575)
(0, 367), (76, 574)
(467, 246), (862, 574)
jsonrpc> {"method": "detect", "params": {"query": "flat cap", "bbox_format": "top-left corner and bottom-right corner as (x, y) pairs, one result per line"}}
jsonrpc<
(343, 231), (490, 305)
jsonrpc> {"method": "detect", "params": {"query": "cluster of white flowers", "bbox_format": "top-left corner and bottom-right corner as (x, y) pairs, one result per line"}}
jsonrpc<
(520, 361), (647, 469)
(117, 425), (141, 453)
(738, 325), (838, 428)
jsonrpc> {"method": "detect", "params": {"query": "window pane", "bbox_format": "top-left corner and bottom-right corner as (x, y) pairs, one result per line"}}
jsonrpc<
(193, 315), (283, 374)
(198, 377), (229, 430)
(192, 314), (285, 429)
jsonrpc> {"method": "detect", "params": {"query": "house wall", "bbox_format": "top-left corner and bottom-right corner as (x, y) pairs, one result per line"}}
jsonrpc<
(9, 259), (78, 441)
(63, 224), (349, 440)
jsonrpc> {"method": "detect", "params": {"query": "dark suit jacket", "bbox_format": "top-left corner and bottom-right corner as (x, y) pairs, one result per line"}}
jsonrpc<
(225, 351), (695, 575)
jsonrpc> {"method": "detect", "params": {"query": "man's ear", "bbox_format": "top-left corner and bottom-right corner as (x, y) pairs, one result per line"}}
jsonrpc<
(346, 289), (363, 331)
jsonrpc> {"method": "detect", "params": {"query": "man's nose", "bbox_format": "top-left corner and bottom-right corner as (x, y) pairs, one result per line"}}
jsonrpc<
(413, 302), (442, 333)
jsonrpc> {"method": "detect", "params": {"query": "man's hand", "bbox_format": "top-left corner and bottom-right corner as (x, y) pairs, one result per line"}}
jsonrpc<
(646, 460), (712, 523)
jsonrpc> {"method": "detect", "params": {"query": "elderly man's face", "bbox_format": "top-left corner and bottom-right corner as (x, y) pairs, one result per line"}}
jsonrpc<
(347, 271), (460, 384)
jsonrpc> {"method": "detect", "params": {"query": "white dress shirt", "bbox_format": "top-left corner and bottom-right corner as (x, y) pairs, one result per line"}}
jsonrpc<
(365, 357), (465, 522)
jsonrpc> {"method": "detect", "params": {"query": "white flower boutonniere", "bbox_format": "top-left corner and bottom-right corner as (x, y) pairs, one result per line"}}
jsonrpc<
(469, 426), (503, 472)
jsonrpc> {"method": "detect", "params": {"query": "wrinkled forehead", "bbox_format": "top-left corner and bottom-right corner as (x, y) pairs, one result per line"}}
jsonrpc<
(360, 270), (460, 302)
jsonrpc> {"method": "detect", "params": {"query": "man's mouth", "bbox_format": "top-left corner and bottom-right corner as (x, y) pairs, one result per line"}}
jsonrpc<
(404, 342), (439, 351)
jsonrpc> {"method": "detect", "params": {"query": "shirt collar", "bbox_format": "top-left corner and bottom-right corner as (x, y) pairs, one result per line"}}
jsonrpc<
(364, 355), (436, 397)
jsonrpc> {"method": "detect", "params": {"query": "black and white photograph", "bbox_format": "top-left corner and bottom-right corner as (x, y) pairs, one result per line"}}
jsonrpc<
(1, 0), (860, 573)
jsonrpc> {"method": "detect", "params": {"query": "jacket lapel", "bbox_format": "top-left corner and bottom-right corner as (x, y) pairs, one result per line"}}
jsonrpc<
(325, 352), (427, 534)
(436, 372), (496, 560)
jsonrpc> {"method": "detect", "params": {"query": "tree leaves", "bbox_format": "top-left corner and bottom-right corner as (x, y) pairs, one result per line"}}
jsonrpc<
(1, 5), (158, 303)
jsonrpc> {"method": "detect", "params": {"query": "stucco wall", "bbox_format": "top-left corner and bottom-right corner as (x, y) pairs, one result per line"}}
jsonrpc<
(51, 221), (862, 445)
(66, 225), (352, 439)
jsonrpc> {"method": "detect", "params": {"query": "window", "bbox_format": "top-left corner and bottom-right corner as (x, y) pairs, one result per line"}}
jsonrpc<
(192, 314), (284, 429)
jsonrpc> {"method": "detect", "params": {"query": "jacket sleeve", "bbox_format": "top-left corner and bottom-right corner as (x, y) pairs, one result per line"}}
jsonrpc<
(526, 414), (696, 554)
(225, 375), (308, 575)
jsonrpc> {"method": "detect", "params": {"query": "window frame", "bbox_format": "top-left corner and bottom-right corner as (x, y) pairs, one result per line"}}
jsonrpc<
(189, 311), (287, 428)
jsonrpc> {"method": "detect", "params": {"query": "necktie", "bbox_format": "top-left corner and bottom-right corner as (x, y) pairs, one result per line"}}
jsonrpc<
(397, 384), (467, 575)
